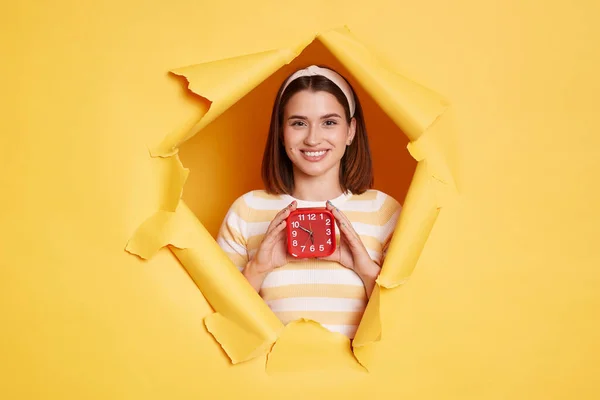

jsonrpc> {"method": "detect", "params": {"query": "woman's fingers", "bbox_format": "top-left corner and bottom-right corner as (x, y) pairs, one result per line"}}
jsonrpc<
(266, 201), (296, 234)
(326, 201), (363, 250)
(254, 201), (296, 271)
(263, 219), (287, 246)
(254, 219), (288, 270)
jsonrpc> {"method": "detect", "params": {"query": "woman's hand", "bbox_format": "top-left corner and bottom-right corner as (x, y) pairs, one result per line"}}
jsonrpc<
(322, 200), (381, 297)
(243, 201), (296, 291)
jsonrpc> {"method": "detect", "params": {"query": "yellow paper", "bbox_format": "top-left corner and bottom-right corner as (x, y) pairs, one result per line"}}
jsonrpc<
(266, 320), (366, 374)
(130, 202), (285, 362)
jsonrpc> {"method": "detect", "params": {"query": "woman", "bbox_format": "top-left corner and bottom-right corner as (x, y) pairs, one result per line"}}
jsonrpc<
(216, 65), (401, 339)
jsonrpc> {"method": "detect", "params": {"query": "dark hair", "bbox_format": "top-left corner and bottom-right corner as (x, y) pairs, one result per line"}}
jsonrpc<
(261, 66), (374, 195)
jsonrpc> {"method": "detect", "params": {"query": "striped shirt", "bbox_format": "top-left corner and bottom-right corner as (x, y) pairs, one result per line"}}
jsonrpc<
(216, 189), (401, 338)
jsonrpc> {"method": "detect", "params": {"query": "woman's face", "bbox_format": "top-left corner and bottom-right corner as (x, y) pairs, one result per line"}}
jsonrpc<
(282, 89), (356, 180)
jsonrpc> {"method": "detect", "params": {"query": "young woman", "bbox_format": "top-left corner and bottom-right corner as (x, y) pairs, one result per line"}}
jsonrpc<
(216, 65), (401, 339)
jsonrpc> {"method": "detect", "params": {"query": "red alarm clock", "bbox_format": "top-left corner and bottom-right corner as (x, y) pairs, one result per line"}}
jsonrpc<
(286, 207), (336, 258)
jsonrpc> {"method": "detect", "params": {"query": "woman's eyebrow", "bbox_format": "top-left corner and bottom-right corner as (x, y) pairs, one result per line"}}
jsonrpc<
(321, 113), (342, 119)
(287, 113), (342, 120)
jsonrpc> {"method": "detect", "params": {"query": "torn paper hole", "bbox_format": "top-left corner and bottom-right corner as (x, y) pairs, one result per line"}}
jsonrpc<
(126, 25), (455, 372)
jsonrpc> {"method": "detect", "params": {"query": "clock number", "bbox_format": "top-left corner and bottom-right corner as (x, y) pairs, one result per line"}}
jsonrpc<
(292, 221), (299, 228)
(292, 240), (298, 246)
(298, 214), (304, 221)
(325, 218), (331, 226)
(327, 238), (331, 245)
(292, 230), (297, 237)
(319, 245), (324, 251)
(308, 214), (316, 220)
(310, 245), (315, 252)
(326, 228), (331, 235)
(301, 246), (306, 251)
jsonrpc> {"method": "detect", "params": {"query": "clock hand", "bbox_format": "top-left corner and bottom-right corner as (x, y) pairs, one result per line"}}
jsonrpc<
(298, 226), (311, 234)
(298, 225), (313, 246)
(309, 223), (314, 244)
(303, 236), (311, 246)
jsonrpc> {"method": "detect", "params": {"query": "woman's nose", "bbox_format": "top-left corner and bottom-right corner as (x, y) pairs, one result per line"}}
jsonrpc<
(303, 125), (321, 146)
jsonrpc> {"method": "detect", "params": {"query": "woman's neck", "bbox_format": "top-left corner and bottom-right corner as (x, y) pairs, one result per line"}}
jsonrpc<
(291, 167), (344, 201)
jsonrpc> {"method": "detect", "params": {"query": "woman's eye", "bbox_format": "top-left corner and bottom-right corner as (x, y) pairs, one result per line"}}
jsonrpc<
(291, 121), (306, 126)
(324, 120), (337, 126)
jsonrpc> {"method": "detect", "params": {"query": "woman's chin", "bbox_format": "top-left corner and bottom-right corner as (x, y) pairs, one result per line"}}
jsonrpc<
(295, 165), (336, 179)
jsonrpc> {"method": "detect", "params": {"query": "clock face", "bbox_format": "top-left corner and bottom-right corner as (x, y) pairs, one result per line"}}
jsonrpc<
(286, 208), (336, 258)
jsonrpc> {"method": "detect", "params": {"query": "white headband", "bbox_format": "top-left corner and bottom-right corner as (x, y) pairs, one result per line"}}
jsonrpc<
(280, 65), (356, 117)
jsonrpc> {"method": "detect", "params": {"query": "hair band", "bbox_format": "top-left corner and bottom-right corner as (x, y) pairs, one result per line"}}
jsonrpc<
(280, 65), (356, 117)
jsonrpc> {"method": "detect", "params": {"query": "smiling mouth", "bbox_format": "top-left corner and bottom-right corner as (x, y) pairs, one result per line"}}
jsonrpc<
(301, 150), (329, 158)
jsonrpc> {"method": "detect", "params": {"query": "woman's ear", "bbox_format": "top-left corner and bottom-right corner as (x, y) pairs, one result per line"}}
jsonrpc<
(347, 118), (357, 145)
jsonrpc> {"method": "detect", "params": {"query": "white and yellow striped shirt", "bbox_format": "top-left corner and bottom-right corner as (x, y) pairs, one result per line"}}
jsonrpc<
(216, 189), (401, 338)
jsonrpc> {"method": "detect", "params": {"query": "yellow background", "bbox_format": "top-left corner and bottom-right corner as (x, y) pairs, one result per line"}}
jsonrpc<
(3, 0), (600, 398)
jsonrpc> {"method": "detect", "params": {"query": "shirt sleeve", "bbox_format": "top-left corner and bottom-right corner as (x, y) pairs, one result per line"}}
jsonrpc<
(216, 196), (250, 271)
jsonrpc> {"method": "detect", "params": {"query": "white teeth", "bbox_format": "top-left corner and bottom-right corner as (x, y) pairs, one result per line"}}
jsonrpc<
(304, 150), (327, 157)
